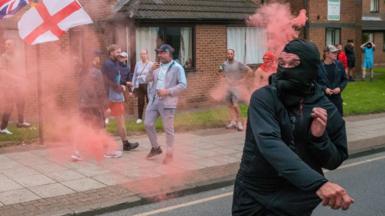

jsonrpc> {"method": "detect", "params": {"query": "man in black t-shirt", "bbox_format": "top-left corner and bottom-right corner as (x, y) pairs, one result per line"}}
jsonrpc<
(318, 45), (348, 115)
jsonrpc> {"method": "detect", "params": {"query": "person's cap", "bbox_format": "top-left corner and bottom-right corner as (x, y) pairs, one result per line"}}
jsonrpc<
(263, 51), (275, 60)
(324, 45), (339, 53)
(119, 51), (128, 58)
(155, 44), (175, 53)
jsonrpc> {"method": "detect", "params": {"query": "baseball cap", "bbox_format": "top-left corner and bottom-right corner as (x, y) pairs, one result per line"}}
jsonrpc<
(324, 45), (339, 53)
(119, 51), (128, 58)
(155, 44), (175, 53)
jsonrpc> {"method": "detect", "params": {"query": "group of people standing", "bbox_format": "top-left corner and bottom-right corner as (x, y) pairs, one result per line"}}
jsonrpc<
(0, 39), (31, 135)
(336, 39), (377, 82)
(219, 39), (376, 129)
(75, 43), (187, 164)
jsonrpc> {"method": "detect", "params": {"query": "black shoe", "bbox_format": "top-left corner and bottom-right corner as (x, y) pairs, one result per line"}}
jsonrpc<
(163, 153), (173, 164)
(146, 147), (162, 159)
(123, 141), (139, 151)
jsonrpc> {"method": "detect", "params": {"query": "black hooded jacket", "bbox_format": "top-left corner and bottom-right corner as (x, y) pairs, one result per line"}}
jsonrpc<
(235, 40), (348, 208)
(238, 83), (347, 191)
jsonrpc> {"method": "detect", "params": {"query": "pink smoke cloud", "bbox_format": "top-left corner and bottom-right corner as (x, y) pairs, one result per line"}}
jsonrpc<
(247, 2), (307, 57)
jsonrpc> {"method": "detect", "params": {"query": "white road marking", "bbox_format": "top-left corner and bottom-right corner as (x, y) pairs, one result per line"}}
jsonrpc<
(132, 192), (233, 216)
(134, 153), (385, 215)
(338, 154), (385, 169)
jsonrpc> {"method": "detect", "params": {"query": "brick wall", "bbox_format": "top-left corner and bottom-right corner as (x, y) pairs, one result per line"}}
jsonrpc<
(307, 0), (362, 71)
(363, 0), (385, 18)
(362, 0), (385, 66)
(181, 25), (227, 108)
(370, 32), (385, 65)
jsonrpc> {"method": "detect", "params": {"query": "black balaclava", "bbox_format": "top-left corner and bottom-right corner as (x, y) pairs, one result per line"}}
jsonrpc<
(274, 39), (321, 108)
(366, 43), (373, 48)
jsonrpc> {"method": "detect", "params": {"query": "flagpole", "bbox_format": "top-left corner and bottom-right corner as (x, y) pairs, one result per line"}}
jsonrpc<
(36, 44), (44, 145)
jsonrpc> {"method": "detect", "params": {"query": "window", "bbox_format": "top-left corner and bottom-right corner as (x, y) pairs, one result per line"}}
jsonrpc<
(362, 32), (374, 44)
(135, 26), (194, 70)
(227, 27), (266, 65)
(325, 28), (341, 46)
(370, 0), (379, 12)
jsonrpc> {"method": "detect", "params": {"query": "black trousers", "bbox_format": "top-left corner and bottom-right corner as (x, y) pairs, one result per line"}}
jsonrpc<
(327, 94), (343, 116)
(1, 96), (26, 130)
(232, 177), (320, 216)
(134, 83), (148, 119)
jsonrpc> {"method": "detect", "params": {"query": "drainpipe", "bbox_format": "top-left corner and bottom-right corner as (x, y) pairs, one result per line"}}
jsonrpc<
(303, 0), (309, 40)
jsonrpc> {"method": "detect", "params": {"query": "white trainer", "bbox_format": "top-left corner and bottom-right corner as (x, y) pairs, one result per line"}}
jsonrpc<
(71, 151), (82, 162)
(236, 121), (244, 131)
(225, 121), (237, 129)
(104, 150), (123, 159)
(0, 128), (13, 135)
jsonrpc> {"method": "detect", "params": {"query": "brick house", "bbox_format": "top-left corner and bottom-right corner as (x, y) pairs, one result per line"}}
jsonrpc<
(108, 0), (265, 111)
(282, 0), (363, 71)
(362, 0), (385, 65)
(0, 0), (367, 120)
(0, 0), (265, 120)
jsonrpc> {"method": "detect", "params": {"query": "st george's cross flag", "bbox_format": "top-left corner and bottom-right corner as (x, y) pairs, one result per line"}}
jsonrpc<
(0, 0), (29, 19)
(17, 0), (93, 45)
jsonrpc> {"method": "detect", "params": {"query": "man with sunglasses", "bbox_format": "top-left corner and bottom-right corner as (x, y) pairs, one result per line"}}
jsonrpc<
(144, 44), (187, 164)
(232, 39), (353, 216)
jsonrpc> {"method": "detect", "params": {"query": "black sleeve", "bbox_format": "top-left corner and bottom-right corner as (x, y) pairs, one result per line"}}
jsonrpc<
(308, 102), (348, 170)
(316, 64), (328, 91)
(337, 62), (348, 90)
(248, 89), (328, 191)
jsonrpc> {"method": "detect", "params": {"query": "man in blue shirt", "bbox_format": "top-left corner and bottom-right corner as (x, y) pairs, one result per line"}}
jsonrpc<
(102, 44), (139, 158)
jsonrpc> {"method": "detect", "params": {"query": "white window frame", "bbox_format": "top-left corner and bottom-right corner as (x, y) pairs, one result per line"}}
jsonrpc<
(227, 27), (266, 65)
(370, 0), (379, 12)
(325, 28), (341, 46)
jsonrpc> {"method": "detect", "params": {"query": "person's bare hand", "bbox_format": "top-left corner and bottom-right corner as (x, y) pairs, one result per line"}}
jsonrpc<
(316, 182), (354, 210)
(325, 88), (333, 95)
(332, 87), (341, 94)
(151, 62), (160, 71)
(311, 107), (327, 137)
(157, 88), (169, 97)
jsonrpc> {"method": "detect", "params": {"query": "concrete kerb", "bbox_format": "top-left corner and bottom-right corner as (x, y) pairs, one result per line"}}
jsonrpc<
(72, 163), (238, 216)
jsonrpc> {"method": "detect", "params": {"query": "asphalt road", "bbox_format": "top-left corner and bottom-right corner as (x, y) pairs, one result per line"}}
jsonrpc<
(98, 150), (385, 216)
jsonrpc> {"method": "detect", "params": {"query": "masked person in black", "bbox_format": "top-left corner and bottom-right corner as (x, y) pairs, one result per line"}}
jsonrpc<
(232, 39), (354, 216)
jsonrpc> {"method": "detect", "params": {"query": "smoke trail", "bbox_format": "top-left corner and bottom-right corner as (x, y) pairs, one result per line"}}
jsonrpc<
(247, 2), (307, 57)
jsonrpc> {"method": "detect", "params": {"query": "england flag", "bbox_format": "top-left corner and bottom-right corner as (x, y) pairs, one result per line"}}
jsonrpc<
(18, 0), (93, 45)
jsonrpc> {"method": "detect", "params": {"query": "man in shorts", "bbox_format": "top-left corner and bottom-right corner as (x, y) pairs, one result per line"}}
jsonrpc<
(102, 44), (139, 158)
(219, 49), (250, 131)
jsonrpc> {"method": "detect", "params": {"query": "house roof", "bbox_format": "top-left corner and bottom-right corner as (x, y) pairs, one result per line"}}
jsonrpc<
(114, 0), (259, 21)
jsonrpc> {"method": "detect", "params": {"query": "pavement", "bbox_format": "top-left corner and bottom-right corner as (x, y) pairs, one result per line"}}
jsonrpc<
(0, 113), (385, 216)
